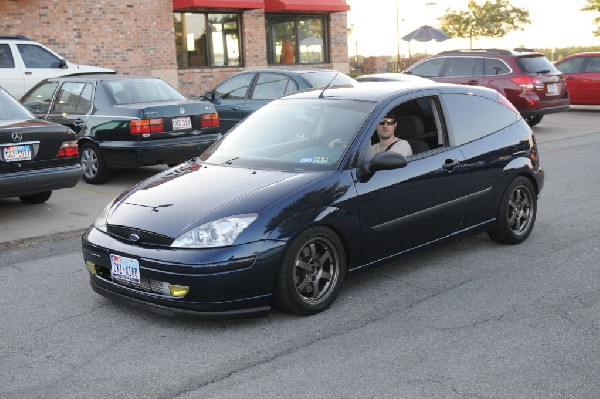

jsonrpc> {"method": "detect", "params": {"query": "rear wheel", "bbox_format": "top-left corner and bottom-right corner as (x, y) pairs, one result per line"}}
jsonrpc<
(488, 177), (537, 244)
(80, 142), (111, 184)
(525, 115), (543, 127)
(19, 191), (52, 204)
(274, 227), (346, 315)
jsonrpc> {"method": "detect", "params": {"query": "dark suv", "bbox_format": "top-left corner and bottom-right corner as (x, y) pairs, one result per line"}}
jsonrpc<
(404, 49), (570, 126)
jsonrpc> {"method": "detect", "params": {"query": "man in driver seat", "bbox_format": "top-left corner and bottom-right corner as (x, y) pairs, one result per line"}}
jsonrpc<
(371, 114), (412, 157)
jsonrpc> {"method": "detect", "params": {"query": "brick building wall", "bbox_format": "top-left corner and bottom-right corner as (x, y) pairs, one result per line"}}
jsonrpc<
(1, 0), (349, 96)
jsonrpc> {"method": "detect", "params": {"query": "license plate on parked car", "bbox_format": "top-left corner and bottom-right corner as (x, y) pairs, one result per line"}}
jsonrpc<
(172, 116), (192, 130)
(2, 144), (32, 162)
(546, 83), (558, 95)
(110, 254), (140, 283)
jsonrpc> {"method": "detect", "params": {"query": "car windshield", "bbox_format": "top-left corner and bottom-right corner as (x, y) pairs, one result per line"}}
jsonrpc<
(102, 78), (186, 104)
(299, 71), (356, 88)
(0, 89), (33, 120)
(516, 55), (559, 74)
(200, 98), (375, 171)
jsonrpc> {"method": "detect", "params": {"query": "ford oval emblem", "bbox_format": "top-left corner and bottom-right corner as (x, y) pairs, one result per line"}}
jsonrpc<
(129, 234), (140, 242)
(179, 107), (185, 115)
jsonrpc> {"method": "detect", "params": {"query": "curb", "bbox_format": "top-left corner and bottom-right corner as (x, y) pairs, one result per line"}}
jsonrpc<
(0, 228), (88, 252)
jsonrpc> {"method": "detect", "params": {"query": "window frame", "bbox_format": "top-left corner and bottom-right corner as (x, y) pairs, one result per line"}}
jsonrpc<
(173, 11), (243, 69)
(265, 14), (330, 65)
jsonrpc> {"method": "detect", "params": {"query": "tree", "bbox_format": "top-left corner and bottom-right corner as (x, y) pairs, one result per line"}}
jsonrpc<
(439, 0), (530, 50)
(582, 0), (600, 36)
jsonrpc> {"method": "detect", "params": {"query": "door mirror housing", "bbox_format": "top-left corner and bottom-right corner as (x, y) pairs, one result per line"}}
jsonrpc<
(357, 150), (408, 182)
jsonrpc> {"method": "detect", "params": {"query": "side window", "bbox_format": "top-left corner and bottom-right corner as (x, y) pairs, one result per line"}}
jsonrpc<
(0, 44), (15, 68)
(214, 73), (254, 100)
(408, 58), (445, 77)
(442, 93), (520, 146)
(21, 82), (59, 114)
(584, 56), (600, 73)
(52, 82), (93, 114)
(17, 44), (62, 68)
(445, 57), (480, 77)
(252, 73), (298, 100)
(484, 59), (511, 75)
(556, 57), (585, 74)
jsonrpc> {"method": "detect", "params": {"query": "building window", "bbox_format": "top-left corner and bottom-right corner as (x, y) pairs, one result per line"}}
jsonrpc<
(266, 15), (328, 65)
(174, 12), (242, 68)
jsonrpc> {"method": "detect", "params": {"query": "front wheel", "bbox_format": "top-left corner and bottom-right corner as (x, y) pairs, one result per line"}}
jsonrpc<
(488, 177), (537, 244)
(525, 115), (543, 127)
(80, 142), (111, 184)
(274, 227), (346, 315)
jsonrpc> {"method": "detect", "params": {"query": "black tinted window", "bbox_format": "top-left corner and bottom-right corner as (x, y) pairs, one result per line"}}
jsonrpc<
(445, 57), (482, 77)
(17, 44), (62, 68)
(556, 57), (585, 74)
(0, 44), (15, 68)
(516, 55), (558, 74)
(484, 58), (510, 75)
(442, 93), (519, 146)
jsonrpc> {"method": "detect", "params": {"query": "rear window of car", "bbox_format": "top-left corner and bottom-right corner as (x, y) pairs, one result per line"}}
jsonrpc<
(103, 79), (186, 104)
(516, 55), (559, 74)
(299, 72), (356, 88)
(0, 89), (33, 120)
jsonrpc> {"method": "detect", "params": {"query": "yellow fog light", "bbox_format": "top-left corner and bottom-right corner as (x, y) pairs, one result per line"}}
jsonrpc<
(168, 284), (190, 297)
(85, 261), (97, 275)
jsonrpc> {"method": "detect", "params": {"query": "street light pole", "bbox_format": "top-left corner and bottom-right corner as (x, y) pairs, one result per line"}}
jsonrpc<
(396, 0), (400, 71)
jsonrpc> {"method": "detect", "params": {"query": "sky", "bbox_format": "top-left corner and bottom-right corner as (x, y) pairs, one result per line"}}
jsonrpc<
(346, 0), (600, 61)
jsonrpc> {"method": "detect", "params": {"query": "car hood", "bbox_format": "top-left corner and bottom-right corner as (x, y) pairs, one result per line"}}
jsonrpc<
(106, 161), (324, 238)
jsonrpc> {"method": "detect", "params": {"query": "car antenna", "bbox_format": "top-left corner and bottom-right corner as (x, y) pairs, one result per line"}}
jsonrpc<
(319, 72), (339, 98)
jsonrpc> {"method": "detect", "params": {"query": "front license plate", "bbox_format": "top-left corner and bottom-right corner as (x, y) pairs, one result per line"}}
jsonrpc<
(110, 254), (140, 283)
(546, 83), (558, 95)
(172, 116), (192, 130)
(2, 144), (32, 162)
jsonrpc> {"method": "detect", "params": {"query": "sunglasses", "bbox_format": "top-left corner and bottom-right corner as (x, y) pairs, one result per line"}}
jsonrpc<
(379, 119), (395, 126)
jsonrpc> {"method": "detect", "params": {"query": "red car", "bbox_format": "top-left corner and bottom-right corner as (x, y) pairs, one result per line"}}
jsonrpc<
(555, 52), (600, 105)
(404, 49), (570, 126)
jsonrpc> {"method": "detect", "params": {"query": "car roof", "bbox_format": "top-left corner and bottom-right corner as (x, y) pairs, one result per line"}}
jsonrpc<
(281, 80), (498, 102)
(43, 74), (157, 82)
(234, 69), (343, 75)
(435, 48), (544, 57)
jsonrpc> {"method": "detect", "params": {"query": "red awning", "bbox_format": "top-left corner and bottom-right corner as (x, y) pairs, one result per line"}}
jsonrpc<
(264, 0), (350, 12)
(173, 0), (265, 10)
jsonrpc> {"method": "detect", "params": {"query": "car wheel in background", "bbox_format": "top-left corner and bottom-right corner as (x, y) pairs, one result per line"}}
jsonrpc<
(488, 177), (537, 244)
(274, 226), (346, 315)
(19, 191), (52, 204)
(80, 142), (111, 184)
(524, 115), (543, 127)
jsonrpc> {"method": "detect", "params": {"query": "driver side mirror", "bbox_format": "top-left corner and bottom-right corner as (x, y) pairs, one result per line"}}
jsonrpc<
(356, 149), (408, 182)
(204, 91), (214, 101)
(58, 59), (67, 69)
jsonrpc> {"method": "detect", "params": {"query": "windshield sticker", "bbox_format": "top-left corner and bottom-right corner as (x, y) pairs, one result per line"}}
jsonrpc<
(299, 157), (314, 163)
(299, 157), (329, 164)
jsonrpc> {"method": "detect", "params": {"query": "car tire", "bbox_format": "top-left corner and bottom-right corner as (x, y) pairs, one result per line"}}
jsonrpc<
(488, 176), (537, 244)
(80, 142), (111, 184)
(19, 191), (52, 204)
(274, 226), (346, 315)
(525, 115), (543, 127)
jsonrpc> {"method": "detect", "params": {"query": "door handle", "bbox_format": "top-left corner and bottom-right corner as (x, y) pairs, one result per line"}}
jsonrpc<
(231, 106), (242, 111)
(442, 158), (460, 171)
(25, 71), (32, 75)
(72, 118), (86, 127)
(466, 80), (479, 85)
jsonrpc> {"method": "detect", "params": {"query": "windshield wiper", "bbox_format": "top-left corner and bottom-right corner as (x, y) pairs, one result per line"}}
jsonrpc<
(223, 157), (239, 165)
(536, 70), (551, 74)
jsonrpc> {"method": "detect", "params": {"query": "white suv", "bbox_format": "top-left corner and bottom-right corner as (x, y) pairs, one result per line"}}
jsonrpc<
(0, 34), (114, 99)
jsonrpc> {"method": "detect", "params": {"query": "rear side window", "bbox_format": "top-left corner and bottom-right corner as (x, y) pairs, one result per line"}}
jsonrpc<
(407, 58), (445, 77)
(445, 57), (483, 77)
(516, 55), (558, 74)
(442, 93), (520, 146)
(484, 58), (510, 75)
(0, 44), (15, 68)
(556, 57), (585, 74)
(252, 73), (298, 100)
(584, 56), (600, 73)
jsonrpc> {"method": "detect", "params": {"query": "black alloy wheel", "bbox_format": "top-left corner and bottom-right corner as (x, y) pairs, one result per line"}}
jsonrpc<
(488, 176), (537, 244)
(80, 142), (111, 184)
(275, 227), (346, 315)
(19, 191), (52, 204)
(524, 115), (543, 127)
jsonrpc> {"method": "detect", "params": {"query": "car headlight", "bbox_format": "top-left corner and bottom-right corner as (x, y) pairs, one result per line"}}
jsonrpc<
(93, 201), (113, 232)
(171, 214), (258, 248)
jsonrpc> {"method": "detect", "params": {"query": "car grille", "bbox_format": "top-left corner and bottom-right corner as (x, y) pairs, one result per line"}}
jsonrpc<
(107, 225), (173, 246)
(113, 274), (166, 295)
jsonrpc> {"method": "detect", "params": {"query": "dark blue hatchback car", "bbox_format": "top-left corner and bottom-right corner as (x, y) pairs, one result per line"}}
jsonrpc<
(82, 81), (544, 318)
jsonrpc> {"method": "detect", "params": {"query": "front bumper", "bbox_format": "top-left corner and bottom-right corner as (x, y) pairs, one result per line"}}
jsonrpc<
(97, 133), (221, 169)
(0, 163), (82, 198)
(82, 226), (286, 318)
